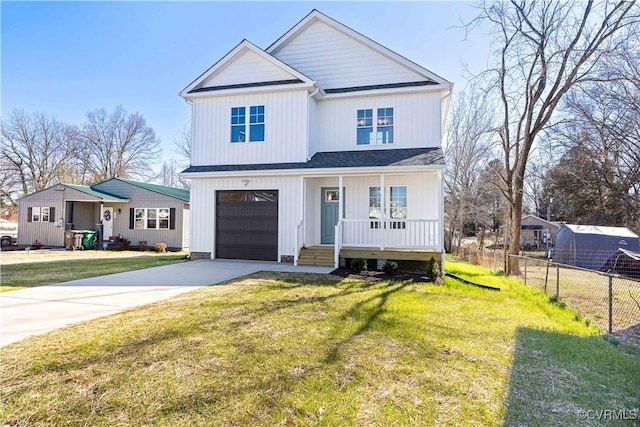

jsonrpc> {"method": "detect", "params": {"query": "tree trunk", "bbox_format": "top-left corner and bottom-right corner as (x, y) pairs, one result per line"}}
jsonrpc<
(507, 176), (525, 275)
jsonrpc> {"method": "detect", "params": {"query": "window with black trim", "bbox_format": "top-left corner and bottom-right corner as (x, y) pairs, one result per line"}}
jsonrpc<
(28, 206), (54, 223)
(134, 208), (171, 230)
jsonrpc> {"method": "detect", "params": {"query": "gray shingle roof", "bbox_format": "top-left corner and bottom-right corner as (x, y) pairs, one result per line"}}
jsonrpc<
(182, 148), (444, 173)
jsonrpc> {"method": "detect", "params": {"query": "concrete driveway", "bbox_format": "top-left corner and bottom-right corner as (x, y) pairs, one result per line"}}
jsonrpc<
(0, 259), (333, 347)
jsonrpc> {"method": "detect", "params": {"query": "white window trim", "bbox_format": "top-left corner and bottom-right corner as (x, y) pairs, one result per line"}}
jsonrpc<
(134, 208), (171, 230)
(230, 105), (265, 144)
(32, 206), (41, 222)
(30, 206), (52, 222)
(369, 186), (407, 229)
(357, 107), (394, 146)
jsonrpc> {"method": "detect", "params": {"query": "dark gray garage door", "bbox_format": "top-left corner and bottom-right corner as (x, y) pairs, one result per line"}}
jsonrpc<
(216, 190), (278, 261)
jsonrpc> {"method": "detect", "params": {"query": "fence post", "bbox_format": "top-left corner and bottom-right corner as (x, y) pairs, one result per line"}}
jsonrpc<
(524, 256), (528, 286)
(608, 273), (613, 334)
(493, 250), (496, 271)
(556, 264), (560, 300)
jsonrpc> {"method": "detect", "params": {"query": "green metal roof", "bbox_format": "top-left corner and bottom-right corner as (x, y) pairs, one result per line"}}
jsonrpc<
(112, 178), (190, 202)
(63, 184), (130, 202)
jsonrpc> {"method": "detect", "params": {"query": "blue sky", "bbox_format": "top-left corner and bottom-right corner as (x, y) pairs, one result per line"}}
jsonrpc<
(1, 1), (491, 164)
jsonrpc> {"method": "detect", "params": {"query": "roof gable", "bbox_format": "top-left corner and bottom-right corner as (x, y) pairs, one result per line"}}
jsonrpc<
(103, 178), (190, 202)
(63, 184), (129, 202)
(180, 40), (313, 96)
(267, 10), (451, 90)
(17, 183), (129, 202)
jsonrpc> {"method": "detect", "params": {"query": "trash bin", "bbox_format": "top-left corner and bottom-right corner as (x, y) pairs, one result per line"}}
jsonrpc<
(82, 230), (97, 250)
(65, 231), (75, 250)
(73, 232), (84, 250)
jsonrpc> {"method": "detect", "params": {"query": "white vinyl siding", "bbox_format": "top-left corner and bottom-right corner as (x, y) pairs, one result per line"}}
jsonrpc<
(192, 89), (308, 166)
(199, 49), (296, 89)
(272, 20), (424, 89)
(311, 91), (441, 155)
(302, 172), (439, 246)
(189, 176), (301, 259)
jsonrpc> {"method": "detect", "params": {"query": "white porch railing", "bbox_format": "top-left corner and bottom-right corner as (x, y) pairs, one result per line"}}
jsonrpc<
(340, 218), (440, 250)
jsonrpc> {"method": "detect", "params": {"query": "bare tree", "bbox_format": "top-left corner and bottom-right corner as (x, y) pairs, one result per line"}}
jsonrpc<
(79, 106), (161, 183)
(157, 159), (190, 189)
(1, 109), (78, 199)
(470, 0), (639, 273)
(174, 123), (191, 166)
(444, 84), (495, 252)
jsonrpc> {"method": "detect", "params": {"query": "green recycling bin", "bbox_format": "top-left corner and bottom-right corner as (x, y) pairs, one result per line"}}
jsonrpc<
(82, 230), (97, 250)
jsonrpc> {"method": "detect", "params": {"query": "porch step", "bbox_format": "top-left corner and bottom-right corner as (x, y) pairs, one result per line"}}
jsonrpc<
(297, 246), (334, 267)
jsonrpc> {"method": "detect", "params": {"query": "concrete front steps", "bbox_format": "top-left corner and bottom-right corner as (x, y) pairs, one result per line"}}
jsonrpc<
(296, 246), (334, 267)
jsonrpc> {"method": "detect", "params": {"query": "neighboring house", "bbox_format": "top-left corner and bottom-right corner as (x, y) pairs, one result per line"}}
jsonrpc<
(520, 214), (561, 249)
(17, 178), (190, 250)
(179, 10), (452, 267)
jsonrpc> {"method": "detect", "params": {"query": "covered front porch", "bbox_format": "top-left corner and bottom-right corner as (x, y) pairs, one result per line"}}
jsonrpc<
(293, 171), (444, 268)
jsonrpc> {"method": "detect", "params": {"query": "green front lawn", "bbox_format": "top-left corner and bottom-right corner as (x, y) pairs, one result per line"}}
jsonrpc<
(1, 259), (638, 426)
(0, 254), (189, 292)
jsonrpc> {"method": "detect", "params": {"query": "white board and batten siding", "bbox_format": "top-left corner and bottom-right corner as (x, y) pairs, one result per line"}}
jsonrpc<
(311, 91), (442, 156)
(191, 89), (308, 166)
(93, 180), (189, 250)
(303, 172), (440, 246)
(199, 49), (296, 88)
(272, 20), (424, 90)
(189, 176), (302, 259)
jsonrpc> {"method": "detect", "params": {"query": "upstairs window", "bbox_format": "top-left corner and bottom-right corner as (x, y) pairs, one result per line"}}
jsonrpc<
(357, 107), (394, 145)
(231, 107), (246, 143)
(377, 108), (394, 144)
(231, 105), (265, 143)
(249, 105), (265, 142)
(357, 109), (373, 145)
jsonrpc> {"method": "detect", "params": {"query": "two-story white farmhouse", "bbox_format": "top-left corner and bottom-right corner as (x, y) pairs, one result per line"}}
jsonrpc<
(180, 10), (452, 268)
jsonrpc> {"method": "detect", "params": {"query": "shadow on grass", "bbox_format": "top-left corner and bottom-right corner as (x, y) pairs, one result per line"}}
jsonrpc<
(503, 327), (640, 427)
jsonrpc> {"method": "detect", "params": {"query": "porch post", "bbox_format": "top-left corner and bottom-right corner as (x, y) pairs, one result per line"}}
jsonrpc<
(338, 175), (343, 220)
(380, 174), (385, 250)
(300, 175), (305, 245)
(438, 170), (445, 274)
(99, 201), (104, 244)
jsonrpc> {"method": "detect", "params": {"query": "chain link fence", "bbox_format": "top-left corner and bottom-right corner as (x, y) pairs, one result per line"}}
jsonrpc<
(456, 247), (640, 336)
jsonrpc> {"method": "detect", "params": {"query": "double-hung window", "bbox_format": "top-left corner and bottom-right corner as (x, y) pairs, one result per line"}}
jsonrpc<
(231, 105), (265, 143)
(369, 186), (407, 229)
(357, 109), (373, 145)
(28, 206), (54, 223)
(134, 208), (170, 230)
(230, 107), (246, 142)
(249, 105), (265, 142)
(357, 107), (394, 145)
(32, 207), (41, 222)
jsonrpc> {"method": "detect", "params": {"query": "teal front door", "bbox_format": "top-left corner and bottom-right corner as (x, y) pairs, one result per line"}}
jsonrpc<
(321, 187), (342, 244)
